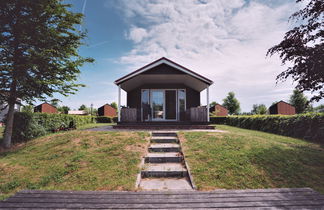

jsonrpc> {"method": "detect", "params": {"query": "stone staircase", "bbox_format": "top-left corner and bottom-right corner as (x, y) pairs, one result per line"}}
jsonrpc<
(139, 132), (193, 190)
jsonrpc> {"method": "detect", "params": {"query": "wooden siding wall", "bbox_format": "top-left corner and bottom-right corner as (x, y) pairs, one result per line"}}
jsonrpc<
(126, 84), (200, 110)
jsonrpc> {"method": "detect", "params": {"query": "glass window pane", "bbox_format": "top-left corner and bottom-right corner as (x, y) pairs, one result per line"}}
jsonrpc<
(141, 90), (150, 121)
(178, 89), (185, 120)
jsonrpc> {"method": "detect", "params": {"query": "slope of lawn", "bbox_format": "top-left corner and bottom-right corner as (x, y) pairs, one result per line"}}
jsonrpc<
(180, 125), (324, 193)
(0, 130), (149, 200)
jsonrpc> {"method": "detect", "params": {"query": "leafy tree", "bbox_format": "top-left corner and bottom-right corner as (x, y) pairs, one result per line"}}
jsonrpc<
(314, 104), (324, 113)
(209, 101), (217, 108)
(58, 105), (70, 114)
(0, 0), (94, 148)
(78, 104), (87, 111)
(21, 105), (34, 113)
(49, 99), (61, 107)
(289, 89), (309, 113)
(110, 102), (118, 110)
(251, 104), (267, 115)
(267, 0), (324, 102)
(222, 92), (240, 115)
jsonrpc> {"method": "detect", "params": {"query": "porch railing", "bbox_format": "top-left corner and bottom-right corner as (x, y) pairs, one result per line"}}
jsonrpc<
(120, 107), (208, 122)
(186, 107), (207, 122)
(120, 108), (137, 122)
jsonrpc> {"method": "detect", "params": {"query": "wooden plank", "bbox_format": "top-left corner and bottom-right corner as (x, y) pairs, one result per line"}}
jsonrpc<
(10, 191), (322, 200)
(1, 200), (324, 209)
(17, 187), (316, 195)
(5, 195), (324, 204)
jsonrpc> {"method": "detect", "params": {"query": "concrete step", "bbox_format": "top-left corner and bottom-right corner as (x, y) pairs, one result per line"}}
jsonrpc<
(145, 152), (183, 163)
(152, 132), (177, 137)
(141, 163), (188, 178)
(139, 178), (193, 190)
(148, 143), (180, 152)
(150, 137), (178, 143)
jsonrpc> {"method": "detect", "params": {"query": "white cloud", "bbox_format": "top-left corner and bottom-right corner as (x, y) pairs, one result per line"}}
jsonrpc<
(111, 0), (319, 111)
(128, 27), (148, 43)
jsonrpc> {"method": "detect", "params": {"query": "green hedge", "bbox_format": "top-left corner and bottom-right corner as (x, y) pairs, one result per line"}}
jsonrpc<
(210, 116), (227, 124)
(10, 112), (93, 143)
(95, 116), (118, 123)
(216, 114), (324, 143)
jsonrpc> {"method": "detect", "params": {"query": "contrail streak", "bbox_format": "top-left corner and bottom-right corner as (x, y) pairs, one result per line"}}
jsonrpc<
(79, 0), (87, 31)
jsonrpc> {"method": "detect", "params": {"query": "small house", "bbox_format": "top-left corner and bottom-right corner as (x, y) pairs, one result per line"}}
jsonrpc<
(34, 103), (57, 113)
(68, 110), (88, 115)
(269, 101), (296, 115)
(98, 104), (117, 117)
(209, 104), (228, 116)
(114, 57), (213, 123)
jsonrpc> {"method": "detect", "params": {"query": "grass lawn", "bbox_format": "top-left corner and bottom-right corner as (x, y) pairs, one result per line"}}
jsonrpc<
(77, 123), (115, 130)
(0, 130), (149, 200)
(180, 125), (324, 193)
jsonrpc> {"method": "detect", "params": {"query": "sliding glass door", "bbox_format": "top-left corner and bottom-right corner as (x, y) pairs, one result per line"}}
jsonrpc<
(151, 90), (164, 120)
(141, 89), (186, 121)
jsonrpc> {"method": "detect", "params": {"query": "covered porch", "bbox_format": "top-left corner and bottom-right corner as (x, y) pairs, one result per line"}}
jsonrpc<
(114, 57), (213, 125)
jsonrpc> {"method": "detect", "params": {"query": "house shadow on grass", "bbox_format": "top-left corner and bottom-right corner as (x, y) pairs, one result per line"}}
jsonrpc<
(247, 144), (324, 194)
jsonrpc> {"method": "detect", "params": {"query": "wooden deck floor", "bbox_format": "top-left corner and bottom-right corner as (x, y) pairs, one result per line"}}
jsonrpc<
(1, 188), (323, 209)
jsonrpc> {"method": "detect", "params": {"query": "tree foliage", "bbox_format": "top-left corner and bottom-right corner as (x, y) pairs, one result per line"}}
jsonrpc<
(251, 104), (267, 115)
(289, 89), (309, 113)
(267, 0), (324, 102)
(58, 105), (70, 114)
(209, 101), (217, 108)
(110, 102), (118, 110)
(21, 104), (34, 113)
(0, 0), (94, 148)
(78, 104), (87, 111)
(222, 92), (240, 115)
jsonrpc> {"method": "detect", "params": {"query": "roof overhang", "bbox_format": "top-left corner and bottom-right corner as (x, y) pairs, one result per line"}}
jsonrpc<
(114, 57), (213, 92)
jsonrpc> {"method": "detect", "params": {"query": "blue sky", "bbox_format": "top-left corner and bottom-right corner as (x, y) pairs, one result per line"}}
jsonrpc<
(46, 0), (321, 112)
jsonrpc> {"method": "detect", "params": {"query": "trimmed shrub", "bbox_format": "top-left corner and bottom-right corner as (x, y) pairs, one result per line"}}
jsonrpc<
(96, 116), (113, 123)
(220, 114), (324, 143)
(11, 112), (93, 143)
(95, 116), (118, 123)
(210, 116), (227, 124)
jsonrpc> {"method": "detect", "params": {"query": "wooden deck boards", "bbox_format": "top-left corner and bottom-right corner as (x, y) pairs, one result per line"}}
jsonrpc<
(1, 188), (323, 209)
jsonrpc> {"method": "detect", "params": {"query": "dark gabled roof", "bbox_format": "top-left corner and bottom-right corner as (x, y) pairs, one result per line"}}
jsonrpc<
(98, 104), (116, 109)
(269, 100), (294, 109)
(114, 57), (213, 86)
(35, 102), (56, 109)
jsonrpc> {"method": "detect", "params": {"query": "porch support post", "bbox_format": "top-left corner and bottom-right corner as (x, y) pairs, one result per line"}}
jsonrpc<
(207, 86), (210, 122)
(118, 85), (121, 122)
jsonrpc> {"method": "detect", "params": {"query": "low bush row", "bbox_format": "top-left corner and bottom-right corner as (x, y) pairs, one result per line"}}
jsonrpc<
(211, 114), (324, 143)
(95, 116), (118, 123)
(11, 112), (94, 143)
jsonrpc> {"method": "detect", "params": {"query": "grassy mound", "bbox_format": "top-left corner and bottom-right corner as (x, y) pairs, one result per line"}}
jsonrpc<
(0, 131), (148, 200)
(181, 125), (324, 193)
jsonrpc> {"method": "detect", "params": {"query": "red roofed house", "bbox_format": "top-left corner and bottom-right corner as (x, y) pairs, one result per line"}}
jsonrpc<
(269, 101), (296, 115)
(98, 104), (117, 117)
(209, 104), (228, 116)
(34, 103), (57, 113)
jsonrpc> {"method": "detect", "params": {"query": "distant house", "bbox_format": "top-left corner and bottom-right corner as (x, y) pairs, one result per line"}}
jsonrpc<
(209, 104), (228, 116)
(34, 103), (57, 113)
(98, 104), (117, 117)
(269, 101), (296, 115)
(68, 110), (88, 115)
